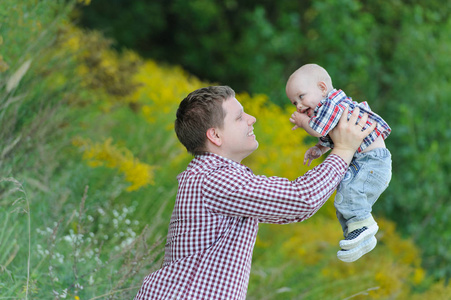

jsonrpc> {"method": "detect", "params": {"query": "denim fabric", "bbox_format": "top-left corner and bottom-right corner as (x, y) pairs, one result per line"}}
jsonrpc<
(334, 148), (392, 236)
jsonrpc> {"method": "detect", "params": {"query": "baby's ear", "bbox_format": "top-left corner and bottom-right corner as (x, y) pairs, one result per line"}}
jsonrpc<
(318, 81), (328, 96)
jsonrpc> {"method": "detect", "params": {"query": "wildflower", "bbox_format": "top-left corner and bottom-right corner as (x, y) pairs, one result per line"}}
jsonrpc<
(73, 137), (155, 191)
(77, 0), (91, 5)
(60, 289), (67, 298)
(412, 267), (425, 285)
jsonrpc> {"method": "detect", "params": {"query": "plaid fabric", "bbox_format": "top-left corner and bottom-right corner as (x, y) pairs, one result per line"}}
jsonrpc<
(310, 89), (391, 153)
(135, 152), (347, 299)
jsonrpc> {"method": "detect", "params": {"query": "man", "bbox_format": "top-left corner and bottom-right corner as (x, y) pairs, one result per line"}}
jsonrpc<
(135, 86), (376, 299)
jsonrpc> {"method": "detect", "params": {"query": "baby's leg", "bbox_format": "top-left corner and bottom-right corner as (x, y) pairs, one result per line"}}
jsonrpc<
(336, 149), (392, 233)
(335, 149), (392, 262)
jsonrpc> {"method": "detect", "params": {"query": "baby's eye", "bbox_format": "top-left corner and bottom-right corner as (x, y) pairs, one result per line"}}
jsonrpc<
(299, 95), (304, 100)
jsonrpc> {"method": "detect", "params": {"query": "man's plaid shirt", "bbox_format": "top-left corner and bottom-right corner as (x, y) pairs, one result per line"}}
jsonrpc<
(310, 89), (391, 153)
(135, 152), (348, 299)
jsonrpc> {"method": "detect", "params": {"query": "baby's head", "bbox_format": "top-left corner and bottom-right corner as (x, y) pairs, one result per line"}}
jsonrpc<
(286, 64), (334, 116)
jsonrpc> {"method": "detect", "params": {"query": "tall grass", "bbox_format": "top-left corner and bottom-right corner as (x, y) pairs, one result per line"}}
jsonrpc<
(0, 178), (31, 298)
(0, 1), (167, 298)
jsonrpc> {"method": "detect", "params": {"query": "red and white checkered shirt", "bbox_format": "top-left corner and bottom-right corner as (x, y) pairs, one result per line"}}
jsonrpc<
(135, 152), (347, 299)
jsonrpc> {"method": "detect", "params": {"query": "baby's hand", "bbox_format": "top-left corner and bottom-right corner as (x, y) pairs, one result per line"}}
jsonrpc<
(290, 111), (310, 131)
(304, 146), (323, 166)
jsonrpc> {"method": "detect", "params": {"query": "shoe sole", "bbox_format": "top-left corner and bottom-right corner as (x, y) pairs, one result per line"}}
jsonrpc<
(339, 223), (379, 250)
(337, 236), (377, 263)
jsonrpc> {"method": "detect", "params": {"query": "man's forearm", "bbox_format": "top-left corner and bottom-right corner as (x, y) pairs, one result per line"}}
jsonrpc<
(329, 148), (355, 165)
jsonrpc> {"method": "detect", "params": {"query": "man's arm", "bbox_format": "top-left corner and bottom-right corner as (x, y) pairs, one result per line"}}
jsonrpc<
(203, 154), (348, 223)
(202, 107), (374, 222)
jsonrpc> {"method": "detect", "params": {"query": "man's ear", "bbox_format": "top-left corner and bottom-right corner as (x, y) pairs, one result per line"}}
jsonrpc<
(206, 127), (222, 147)
(318, 81), (328, 97)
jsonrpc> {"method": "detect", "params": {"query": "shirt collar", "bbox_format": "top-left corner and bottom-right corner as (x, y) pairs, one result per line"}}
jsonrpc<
(190, 152), (251, 172)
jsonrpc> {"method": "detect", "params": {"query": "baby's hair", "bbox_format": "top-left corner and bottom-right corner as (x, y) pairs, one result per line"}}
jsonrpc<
(299, 64), (333, 90)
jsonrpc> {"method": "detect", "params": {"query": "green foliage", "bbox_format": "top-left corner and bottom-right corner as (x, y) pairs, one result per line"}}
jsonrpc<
(76, 0), (414, 104)
(380, 5), (451, 280)
(0, 1), (167, 298)
(77, 0), (305, 101)
(0, 0), (75, 178)
(247, 215), (451, 300)
(0, 178), (31, 298)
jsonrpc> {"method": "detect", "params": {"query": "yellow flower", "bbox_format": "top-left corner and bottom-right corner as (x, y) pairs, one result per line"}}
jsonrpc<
(131, 60), (204, 125)
(73, 137), (155, 191)
(77, 0), (91, 5)
(412, 267), (425, 285)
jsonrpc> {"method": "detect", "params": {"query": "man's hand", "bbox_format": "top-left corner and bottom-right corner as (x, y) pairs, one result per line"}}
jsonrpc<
(290, 111), (310, 131)
(329, 106), (377, 165)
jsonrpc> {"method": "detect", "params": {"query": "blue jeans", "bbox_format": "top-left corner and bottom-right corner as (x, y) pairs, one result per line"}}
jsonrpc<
(334, 148), (392, 236)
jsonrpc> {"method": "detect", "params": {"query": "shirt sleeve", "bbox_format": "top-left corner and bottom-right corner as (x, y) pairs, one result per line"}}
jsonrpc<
(202, 154), (347, 224)
(360, 101), (371, 110)
(309, 101), (345, 136)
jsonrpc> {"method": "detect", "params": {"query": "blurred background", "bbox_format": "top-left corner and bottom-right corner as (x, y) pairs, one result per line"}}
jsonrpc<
(1, 0), (450, 299)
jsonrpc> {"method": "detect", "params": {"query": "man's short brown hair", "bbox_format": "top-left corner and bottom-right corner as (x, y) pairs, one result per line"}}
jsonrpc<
(175, 86), (235, 155)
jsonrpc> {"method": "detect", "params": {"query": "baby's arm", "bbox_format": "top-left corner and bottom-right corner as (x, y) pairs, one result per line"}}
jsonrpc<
(290, 111), (322, 137)
(304, 144), (331, 166)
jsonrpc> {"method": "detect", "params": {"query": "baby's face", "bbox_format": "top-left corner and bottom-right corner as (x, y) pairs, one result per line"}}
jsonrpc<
(286, 75), (324, 118)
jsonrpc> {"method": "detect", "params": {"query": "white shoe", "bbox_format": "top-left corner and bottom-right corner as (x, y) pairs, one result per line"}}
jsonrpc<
(339, 223), (379, 250)
(337, 236), (377, 263)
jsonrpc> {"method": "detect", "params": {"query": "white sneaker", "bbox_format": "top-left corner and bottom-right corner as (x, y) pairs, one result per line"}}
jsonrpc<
(337, 236), (377, 263)
(339, 223), (379, 250)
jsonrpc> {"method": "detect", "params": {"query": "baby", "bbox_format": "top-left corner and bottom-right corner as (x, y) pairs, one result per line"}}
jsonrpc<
(286, 63), (392, 262)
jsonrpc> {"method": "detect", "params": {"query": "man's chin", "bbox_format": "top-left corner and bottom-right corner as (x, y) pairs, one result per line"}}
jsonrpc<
(244, 142), (259, 159)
